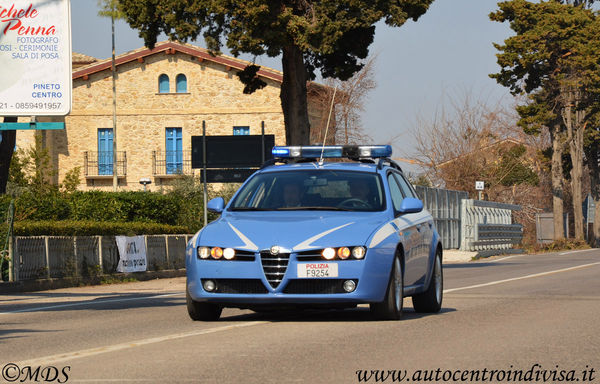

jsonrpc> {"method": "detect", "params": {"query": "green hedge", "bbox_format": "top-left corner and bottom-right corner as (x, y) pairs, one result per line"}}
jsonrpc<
(13, 220), (190, 236)
(13, 191), (186, 225)
(67, 191), (183, 224)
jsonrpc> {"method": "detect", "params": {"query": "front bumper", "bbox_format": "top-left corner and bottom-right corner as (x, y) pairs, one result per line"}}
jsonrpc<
(186, 249), (393, 307)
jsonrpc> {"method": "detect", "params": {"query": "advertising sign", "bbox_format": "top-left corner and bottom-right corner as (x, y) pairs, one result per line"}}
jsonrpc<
(0, 0), (72, 116)
(116, 236), (148, 273)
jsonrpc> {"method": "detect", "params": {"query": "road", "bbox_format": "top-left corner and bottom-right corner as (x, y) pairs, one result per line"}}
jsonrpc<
(1, 249), (599, 383)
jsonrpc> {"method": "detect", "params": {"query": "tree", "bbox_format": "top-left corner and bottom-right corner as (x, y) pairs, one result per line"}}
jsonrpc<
(116, 0), (434, 145)
(309, 55), (377, 145)
(412, 91), (548, 235)
(490, 0), (600, 240)
(413, 91), (544, 193)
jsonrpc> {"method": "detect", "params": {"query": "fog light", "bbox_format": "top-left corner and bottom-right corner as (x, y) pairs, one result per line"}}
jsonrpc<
(352, 246), (366, 259)
(343, 280), (356, 293)
(322, 247), (335, 260)
(211, 247), (223, 259)
(203, 280), (216, 292)
(223, 248), (235, 260)
(197, 247), (210, 259)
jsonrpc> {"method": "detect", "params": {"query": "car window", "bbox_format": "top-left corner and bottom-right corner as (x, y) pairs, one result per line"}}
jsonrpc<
(387, 173), (405, 214)
(230, 170), (385, 211)
(393, 172), (416, 198)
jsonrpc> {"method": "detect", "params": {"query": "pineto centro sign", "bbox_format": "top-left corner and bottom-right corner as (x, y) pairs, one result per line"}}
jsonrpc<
(0, 0), (72, 116)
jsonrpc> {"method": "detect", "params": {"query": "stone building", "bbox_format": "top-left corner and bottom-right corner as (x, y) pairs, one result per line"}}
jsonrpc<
(15, 41), (333, 191)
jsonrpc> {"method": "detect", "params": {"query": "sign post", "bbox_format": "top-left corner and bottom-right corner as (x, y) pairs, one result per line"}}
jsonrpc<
(475, 181), (484, 200)
(0, 0), (72, 127)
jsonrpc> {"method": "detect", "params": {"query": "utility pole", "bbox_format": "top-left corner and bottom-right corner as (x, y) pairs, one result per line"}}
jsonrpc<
(111, 5), (118, 191)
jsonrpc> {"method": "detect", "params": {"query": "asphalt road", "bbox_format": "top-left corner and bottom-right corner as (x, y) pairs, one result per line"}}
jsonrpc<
(1, 249), (599, 383)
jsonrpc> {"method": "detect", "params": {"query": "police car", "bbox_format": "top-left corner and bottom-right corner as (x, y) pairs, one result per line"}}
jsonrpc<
(185, 145), (443, 320)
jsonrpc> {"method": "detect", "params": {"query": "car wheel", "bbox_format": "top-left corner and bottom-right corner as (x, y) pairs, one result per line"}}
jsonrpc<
(370, 255), (403, 320)
(412, 249), (443, 313)
(186, 289), (222, 321)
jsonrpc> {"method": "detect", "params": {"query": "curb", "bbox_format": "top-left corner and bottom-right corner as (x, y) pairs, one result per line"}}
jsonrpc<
(0, 269), (186, 294)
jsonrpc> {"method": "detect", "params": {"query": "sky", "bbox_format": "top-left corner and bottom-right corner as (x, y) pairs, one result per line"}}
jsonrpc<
(70, 0), (515, 172)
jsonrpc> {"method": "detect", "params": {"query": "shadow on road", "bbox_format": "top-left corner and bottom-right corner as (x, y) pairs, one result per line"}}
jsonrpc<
(444, 262), (516, 269)
(218, 306), (457, 323)
(0, 293), (185, 314)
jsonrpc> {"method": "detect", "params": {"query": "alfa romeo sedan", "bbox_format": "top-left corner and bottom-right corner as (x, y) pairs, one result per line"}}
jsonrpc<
(185, 145), (443, 320)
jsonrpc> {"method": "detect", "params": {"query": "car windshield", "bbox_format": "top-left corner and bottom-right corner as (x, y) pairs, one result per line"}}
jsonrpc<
(230, 170), (385, 212)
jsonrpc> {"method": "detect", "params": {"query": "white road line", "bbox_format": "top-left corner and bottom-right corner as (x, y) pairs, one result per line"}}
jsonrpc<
(0, 292), (184, 315)
(489, 255), (521, 263)
(15, 321), (268, 367)
(444, 261), (600, 294)
(559, 249), (598, 256)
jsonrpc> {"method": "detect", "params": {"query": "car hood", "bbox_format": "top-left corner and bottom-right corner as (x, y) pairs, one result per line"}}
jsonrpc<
(196, 211), (390, 252)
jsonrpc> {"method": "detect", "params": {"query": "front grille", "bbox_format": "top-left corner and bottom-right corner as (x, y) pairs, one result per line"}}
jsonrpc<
(283, 279), (358, 294)
(260, 251), (290, 289)
(202, 279), (268, 294)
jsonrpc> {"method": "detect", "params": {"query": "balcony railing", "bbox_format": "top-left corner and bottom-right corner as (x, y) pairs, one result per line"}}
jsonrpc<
(84, 151), (127, 177)
(152, 150), (192, 176)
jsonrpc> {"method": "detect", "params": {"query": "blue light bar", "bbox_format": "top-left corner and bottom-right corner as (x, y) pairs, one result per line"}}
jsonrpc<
(271, 145), (392, 159)
(272, 148), (290, 156)
(301, 146), (343, 158)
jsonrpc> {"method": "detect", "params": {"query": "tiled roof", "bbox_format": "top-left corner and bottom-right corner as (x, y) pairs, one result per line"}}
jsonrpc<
(72, 52), (97, 64)
(72, 40), (283, 83)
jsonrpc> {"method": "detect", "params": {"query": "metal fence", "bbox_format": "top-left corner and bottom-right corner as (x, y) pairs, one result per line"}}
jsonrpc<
(460, 200), (523, 251)
(415, 186), (468, 249)
(12, 235), (192, 281)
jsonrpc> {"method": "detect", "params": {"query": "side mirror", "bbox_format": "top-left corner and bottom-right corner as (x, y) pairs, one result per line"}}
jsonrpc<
(207, 197), (225, 213)
(398, 197), (423, 214)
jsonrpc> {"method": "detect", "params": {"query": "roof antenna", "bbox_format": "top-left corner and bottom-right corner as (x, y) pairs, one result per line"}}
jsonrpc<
(319, 86), (337, 166)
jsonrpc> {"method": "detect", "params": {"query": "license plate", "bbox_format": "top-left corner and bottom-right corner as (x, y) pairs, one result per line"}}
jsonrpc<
(297, 263), (338, 278)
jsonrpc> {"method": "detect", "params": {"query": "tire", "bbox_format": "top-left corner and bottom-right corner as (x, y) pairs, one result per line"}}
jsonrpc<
(186, 289), (222, 321)
(412, 249), (443, 313)
(370, 255), (403, 320)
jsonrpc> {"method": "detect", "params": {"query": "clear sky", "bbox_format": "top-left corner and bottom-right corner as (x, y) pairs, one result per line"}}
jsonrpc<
(71, 0), (515, 170)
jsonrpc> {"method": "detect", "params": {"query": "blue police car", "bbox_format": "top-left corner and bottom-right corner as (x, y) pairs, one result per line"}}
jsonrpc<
(185, 145), (443, 320)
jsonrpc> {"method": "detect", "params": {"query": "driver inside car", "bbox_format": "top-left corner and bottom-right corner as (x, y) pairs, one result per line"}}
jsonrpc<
(282, 181), (304, 207)
(348, 179), (373, 207)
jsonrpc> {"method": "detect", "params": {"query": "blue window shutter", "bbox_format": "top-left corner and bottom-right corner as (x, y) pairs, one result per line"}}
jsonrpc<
(159, 74), (170, 93)
(233, 126), (250, 135)
(98, 128), (114, 175)
(166, 127), (183, 174)
(176, 74), (187, 93)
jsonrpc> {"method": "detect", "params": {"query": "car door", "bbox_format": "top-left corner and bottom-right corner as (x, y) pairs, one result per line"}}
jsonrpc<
(393, 172), (432, 286)
(386, 172), (421, 287)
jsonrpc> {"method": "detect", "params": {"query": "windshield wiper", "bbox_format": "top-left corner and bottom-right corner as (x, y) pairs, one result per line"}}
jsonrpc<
(230, 207), (272, 211)
(275, 206), (353, 211)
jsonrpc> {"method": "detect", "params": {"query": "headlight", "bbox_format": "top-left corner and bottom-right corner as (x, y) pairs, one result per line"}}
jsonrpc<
(197, 247), (210, 259)
(322, 247), (336, 260)
(319, 246), (366, 260)
(210, 247), (223, 259)
(223, 248), (235, 260)
(352, 246), (366, 259)
(337, 247), (351, 260)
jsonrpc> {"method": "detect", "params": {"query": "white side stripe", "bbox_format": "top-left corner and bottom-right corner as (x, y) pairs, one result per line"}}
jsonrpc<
(294, 222), (354, 251)
(369, 223), (397, 248)
(228, 223), (259, 251)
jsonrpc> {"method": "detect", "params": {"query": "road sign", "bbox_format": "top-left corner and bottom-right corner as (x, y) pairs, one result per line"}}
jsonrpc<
(475, 181), (485, 190)
(191, 135), (275, 168)
(0, 0), (72, 116)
